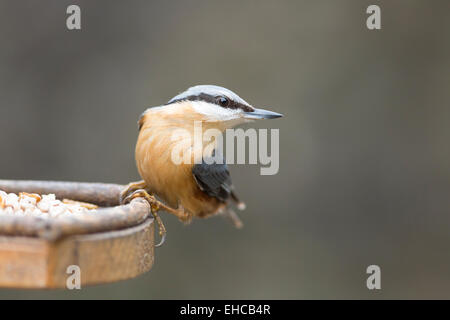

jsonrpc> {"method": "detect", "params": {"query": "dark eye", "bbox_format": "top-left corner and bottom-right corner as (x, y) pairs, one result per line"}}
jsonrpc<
(217, 96), (229, 107)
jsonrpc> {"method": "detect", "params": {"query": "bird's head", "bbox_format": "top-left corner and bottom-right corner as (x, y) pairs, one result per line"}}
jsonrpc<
(163, 85), (283, 129)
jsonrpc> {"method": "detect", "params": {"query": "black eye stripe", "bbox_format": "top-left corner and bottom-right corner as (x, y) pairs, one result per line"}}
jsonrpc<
(167, 93), (253, 112)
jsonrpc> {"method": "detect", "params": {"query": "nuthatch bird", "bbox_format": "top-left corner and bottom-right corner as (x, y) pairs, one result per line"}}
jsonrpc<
(121, 85), (283, 246)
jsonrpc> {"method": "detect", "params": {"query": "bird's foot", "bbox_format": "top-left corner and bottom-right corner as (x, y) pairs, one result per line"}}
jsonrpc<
(123, 189), (167, 247)
(119, 180), (147, 205)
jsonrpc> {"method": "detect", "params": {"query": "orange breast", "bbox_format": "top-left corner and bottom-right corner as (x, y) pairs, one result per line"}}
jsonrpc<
(135, 107), (224, 217)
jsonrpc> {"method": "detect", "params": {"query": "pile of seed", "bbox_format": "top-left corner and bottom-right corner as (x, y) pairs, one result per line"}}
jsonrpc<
(0, 190), (97, 219)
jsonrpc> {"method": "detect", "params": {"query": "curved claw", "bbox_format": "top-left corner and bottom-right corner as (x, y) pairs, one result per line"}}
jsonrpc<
(123, 193), (135, 205)
(119, 192), (127, 205)
(122, 188), (167, 248)
(123, 189), (150, 206)
(120, 181), (147, 205)
(155, 232), (166, 247)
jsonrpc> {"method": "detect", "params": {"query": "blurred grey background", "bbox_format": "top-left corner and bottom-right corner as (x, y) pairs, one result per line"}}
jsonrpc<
(0, 0), (449, 299)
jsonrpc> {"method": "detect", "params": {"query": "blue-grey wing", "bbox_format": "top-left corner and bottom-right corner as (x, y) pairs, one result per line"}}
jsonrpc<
(192, 158), (232, 202)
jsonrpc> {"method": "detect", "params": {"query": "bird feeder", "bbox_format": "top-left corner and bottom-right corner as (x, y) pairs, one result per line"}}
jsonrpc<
(0, 180), (155, 289)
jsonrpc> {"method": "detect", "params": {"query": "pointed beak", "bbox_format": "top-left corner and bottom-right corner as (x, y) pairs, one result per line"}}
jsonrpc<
(244, 108), (283, 120)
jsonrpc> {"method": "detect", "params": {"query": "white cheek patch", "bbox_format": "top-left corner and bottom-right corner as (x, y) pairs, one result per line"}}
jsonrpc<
(191, 101), (242, 122)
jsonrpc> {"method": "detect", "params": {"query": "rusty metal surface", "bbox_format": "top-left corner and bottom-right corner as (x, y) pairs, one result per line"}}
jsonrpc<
(0, 180), (124, 207)
(0, 180), (152, 240)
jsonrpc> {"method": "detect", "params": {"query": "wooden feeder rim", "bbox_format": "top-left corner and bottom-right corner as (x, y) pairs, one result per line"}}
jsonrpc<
(0, 180), (152, 241)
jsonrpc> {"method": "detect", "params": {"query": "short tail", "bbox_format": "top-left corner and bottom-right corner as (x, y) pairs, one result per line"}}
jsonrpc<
(223, 207), (243, 229)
